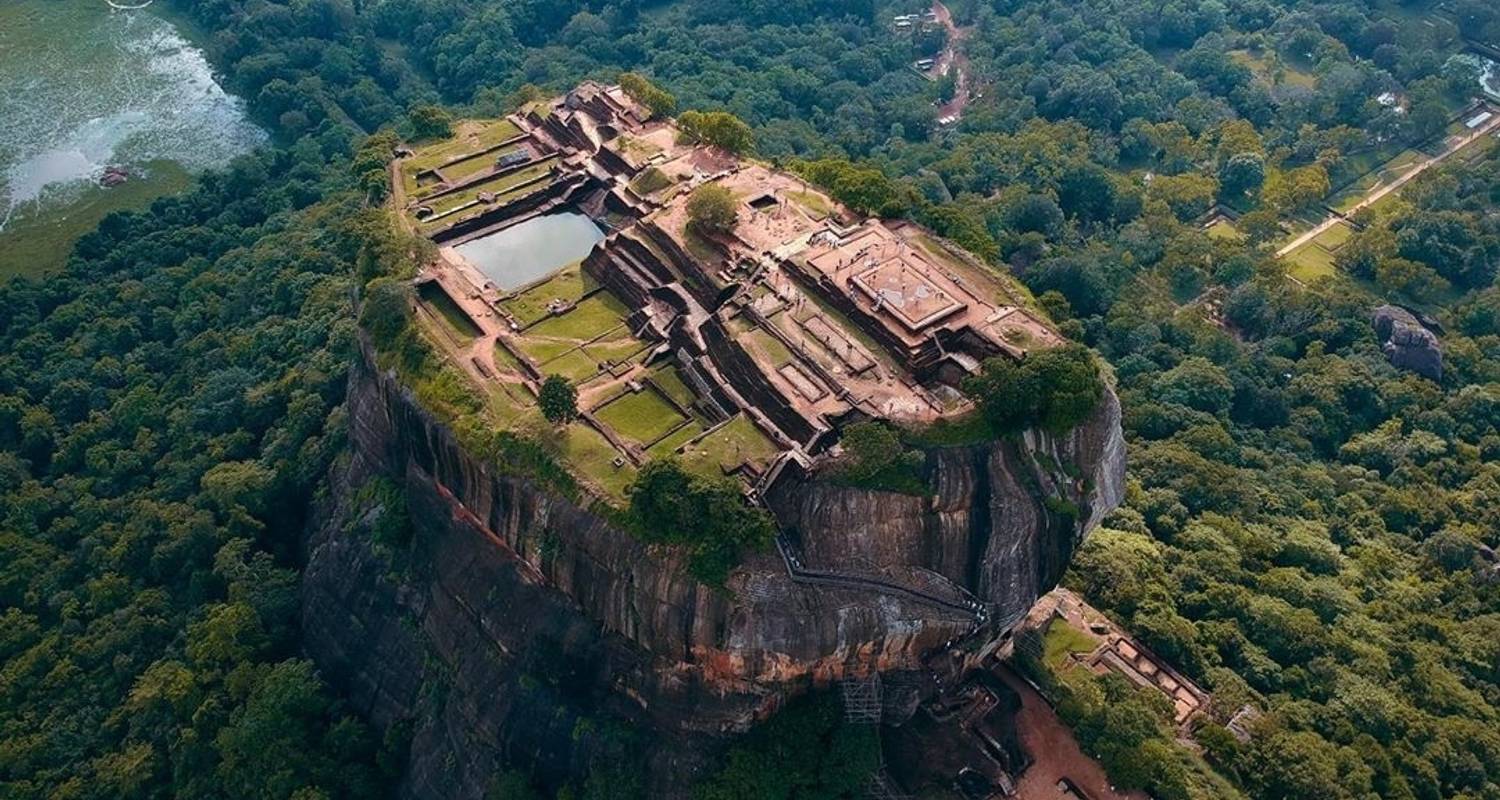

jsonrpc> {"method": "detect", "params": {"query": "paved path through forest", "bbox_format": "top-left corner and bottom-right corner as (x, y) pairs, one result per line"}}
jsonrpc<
(1276, 111), (1500, 258)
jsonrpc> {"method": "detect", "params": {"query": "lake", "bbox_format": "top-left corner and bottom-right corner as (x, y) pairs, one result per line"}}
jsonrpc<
(0, 0), (266, 280)
(453, 213), (607, 291)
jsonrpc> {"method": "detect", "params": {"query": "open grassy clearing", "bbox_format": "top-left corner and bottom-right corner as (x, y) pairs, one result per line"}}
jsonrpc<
(1455, 129), (1499, 163)
(787, 189), (833, 218)
(1327, 150), (1425, 214)
(1366, 191), (1407, 218)
(515, 335), (576, 365)
(1285, 241), (1338, 283)
(1329, 183), (1374, 214)
(679, 414), (781, 476)
(1332, 149), (1428, 208)
(1229, 48), (1316, 89)
(501, 262), (596, 325)
(1206, 218), (1245, 242)
(595, 387), (686, 445)
(583, 336), (647, 365)
(1312, 222), (1353, 250)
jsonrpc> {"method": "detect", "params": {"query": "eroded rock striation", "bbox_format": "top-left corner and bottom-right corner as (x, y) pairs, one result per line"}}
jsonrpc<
(300, 343), (1124, 798)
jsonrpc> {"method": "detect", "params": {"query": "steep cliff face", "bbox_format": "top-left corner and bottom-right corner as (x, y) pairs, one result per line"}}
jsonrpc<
(768, 392), (1125, 628)
(300, 345), (1125, 798)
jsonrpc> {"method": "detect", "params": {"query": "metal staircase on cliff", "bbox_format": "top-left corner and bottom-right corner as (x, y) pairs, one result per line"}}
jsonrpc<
(770, 529), (989, 626)
(840, 673), (884, 724)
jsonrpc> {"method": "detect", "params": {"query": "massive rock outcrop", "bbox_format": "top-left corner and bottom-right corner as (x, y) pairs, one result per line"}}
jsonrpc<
(300, 343), (1124, 799)
(1373, 304), (1443, 381)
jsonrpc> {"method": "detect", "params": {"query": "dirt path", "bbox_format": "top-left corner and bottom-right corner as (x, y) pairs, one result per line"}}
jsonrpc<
(932, 0), (973, 122)
(995, 666), (1150, 800)
(1276, 111), (1500, 258)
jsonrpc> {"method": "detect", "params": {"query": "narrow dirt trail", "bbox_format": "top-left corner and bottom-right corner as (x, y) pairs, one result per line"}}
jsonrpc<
(932, 0), (973, 122)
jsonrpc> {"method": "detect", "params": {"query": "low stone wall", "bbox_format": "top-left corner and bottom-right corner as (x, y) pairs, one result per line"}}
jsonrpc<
(433, 173), (595, 245)
(700, 318), (819, 446)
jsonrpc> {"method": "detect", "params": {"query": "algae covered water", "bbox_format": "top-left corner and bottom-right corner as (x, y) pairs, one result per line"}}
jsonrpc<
(0, 0), (266, 279)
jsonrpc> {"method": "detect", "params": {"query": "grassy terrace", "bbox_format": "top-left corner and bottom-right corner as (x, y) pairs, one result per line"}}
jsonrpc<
(528, 292), (631, 340)
(419, 158), (557, 220)
(1285, 240), (1338, 283)
(501, 262), (596, 325)
(628, 167), (674, 196)
(505, 271), (650, 386)
(405, 261), (656, 504)
(650, 366), (697, 409)
(1312, 222), (1352, 250)
(1042, 618), (1099, 670)
(648, 421), (705, 458)
(1326, 148), (1425, 213)
(595, 387), (686, 446)
(744, 327), (794, 367)
(1278, 124), (1497, 284)
(418, 282), (482, 340)
(787, 189), (833, 219)
(522, 328), (647, 384)
(562, 423), (637, 501)
(400, 118), (522, 195)
(679, 414), (780, 477)
(431, 144), (532, 189)
(616, 134), (663, 163)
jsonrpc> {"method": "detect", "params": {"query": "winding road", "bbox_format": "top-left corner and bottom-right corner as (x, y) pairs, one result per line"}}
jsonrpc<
(931, 0), (974, 123)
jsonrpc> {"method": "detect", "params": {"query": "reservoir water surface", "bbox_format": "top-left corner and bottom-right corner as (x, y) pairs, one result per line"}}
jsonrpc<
(453, 213), (607, 291)
(0, 0), (266, 279)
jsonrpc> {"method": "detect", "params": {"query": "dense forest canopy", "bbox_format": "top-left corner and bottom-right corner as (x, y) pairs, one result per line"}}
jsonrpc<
(4, 0), (1500, 797)
(0, 132), (410, 798)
